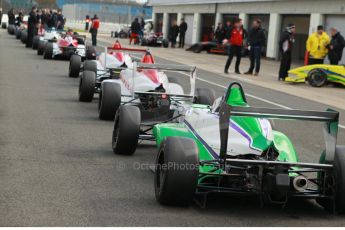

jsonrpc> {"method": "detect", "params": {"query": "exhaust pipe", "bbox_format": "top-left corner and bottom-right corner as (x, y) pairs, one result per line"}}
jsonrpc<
(293, 176), (308, 192)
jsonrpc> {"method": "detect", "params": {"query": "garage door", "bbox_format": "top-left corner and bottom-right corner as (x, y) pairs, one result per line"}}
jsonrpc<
(281, 15), (310, 61)
(184, 14), (194, 45)
(325, 15), (345, 64)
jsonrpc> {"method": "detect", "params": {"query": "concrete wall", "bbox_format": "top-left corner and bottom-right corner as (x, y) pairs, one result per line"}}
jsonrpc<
(152, 0), (345, 60)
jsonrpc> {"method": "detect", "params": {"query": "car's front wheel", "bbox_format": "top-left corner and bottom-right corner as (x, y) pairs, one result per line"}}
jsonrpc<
(154, 137), (199, 206)
(43, 42), (53, 59)
(308, 69), (327, 87)
(32, 36), (40, 50)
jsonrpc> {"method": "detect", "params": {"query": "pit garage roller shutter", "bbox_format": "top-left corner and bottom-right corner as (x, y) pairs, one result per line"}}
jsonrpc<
(325, 15), (345, 64)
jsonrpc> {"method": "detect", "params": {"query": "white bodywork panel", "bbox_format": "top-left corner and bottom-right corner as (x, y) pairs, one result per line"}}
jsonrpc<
(184, 107), (273, 157)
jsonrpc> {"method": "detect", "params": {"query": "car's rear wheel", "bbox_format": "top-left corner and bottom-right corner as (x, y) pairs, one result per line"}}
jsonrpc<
(317, 146), (345, 214)
(86, 45), (96, 60)
(44, 42), (53, 59)
(193, 44), (203, 53)
(194, 88), (216, 106)
(154, 137), (199, 206)
(308, 69), (327, 87)
(32, 36), (40, 50)
(7, 25), (15, 35)
(15, 29), (21, 39)
(1, 22), (6, 29)
(69, 55), (82, 78)
(140, 38), (148, 46)
(112, 105), (141, 155)
(79, 71), (96, 102)
(37, 41), (46, 55)
(98, 82), (121, 120)
(20, 31), (28, 44)
(83, 60), (97, 74)
(162, 39), (169, 48)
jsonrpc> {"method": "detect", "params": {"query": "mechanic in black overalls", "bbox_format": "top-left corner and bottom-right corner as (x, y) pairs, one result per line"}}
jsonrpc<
(26, 6), (38, 48)
(278, 24), (295, 81)
(15, 12), (23, 27)
(8, 8), (15, 26)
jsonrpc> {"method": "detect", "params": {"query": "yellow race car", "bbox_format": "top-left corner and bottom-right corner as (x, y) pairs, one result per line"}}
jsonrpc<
(285, 64), (345, 87)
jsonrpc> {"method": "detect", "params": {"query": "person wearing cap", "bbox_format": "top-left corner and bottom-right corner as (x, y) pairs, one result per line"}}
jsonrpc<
(278, 24), (296, 81)
(328, 27), (345, 65)
(306, 25), (330, 65)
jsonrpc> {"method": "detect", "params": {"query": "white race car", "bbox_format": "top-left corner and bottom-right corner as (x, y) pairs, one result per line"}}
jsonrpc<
(34, 27), (62, 53)
(43, 32), (96, 60)
(94, 54), (199, 120)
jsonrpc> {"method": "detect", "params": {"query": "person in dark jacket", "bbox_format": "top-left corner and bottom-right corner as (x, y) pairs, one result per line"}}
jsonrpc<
(47, 10), (56, 29)
(40, 9), (48, 29)
(169, 20), (179, 48)
(130, 18), (141, 45)
(8, 8), (15, 25)
(328, 27), (345, 65)
(0, 8), (3, 25)
(178, 18), (188, 48)
(224, 18), (247, 74)
(15, 12), (23, 27)
(26, 6), (38, 48)
(223, 20), (232, 40)
(244, 19), (267, 76)
(215, 22), (225, 44)
(56, 9), (64, 30)
(278, 24), (296, 81)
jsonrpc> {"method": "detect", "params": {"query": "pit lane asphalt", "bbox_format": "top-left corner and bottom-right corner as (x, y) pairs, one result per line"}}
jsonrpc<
(0, 30), (345, 226)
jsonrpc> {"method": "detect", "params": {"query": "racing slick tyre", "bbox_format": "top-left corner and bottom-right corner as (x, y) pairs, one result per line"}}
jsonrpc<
(32, 36), (40, 50)
(15, 29), (21, 39)
(7, 25), (14, 35)
(20, 31), (27, 44)
(194, 88), (216, 106)
(308, 69), (327, 87)
(37, 41), (46, 55)
(79, 71), (96, 102)
(193, 44), (203, 53)
(140, 38), (148, 46)
(86, 45), (96, 60)
(43, 42), (53, 60)
(112, 105), (141, 155)
(1, 22), (6, 29)
(317, 146), (345, 214)
(83, 60), (97, 74)
(98, 82), (121, 120)
(162, 39), (169, 48)
(154, 137), (199, 206)
(69, 55), (82, 78)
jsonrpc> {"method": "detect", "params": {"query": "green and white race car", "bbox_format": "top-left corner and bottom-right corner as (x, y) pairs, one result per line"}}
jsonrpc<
(112, 82), (344, 213)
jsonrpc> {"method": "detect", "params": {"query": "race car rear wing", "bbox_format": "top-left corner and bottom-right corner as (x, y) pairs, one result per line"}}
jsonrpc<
(219, 82), (339, 164)
(132, 62), (197, 98)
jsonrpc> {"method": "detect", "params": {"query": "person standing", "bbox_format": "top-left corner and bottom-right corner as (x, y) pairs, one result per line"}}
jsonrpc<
(85, 15), (90, 31)
(306, 25), (330, 65)
(224, 18), (247, 74)
(0, 8), (3, 25)
(328, 27), (345, 65)
(278, 24), (296, 81)
(15, 12), (23, 27)
(244, 19), (266, 76)
(169, 20), (179, 48)
(90, 14), (100, 46)
(178, 18), (187, 48)
(130, 18), (141, 45)
(8, 8), (15, 25)
(215, 22), (225, 44)
(56, 9), (65, 30)
(26, 6), (38, 48)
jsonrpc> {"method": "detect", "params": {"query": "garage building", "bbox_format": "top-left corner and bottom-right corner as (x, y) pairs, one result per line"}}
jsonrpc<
(149, 0), (345, 63)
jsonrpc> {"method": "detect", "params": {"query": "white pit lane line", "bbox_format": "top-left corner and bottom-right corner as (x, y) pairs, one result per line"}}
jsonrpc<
(177, 71), (345, 130)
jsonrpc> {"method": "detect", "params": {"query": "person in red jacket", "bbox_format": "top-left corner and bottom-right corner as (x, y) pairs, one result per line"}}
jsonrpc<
(90, 14), (100, 46)
(224, 18), (247, 74)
